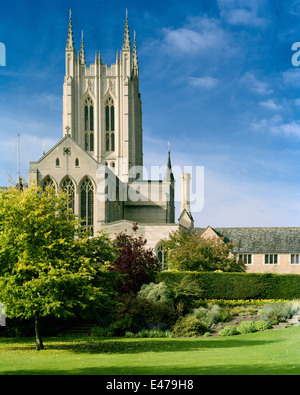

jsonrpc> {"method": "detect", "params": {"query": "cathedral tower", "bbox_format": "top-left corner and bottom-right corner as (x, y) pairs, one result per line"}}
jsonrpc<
(62, 10), (143, 182)
(29, 10), (177, 242)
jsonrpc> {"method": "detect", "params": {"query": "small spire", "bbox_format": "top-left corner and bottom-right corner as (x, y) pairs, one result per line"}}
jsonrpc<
(66, 9), (74, 50)
(132, 30), (139, 74)
(79, 30), (86, 64)
(123, 9), (131, 50)
(164, 143), (175, 182)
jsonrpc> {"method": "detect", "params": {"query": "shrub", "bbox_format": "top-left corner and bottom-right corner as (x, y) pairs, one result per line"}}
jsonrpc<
(138, 282), (173, 306)
(218, 325), (239, 336)
(106, 316), (134, 336)
(192, 303), (225, 328)
(172, 315), (208, 337)
(254, 320), (272, 331)
(237, 321), (257, 334)
(125, 331), (135, 338)
(171, 276), (204, 312)
(113, 294), (179, 333)
(258, 302), (298, 325)
(230, 306), (256, 316)
(92, 327), (111, 337)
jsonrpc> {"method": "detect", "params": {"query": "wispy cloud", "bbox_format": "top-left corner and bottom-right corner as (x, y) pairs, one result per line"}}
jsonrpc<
(253, 114), (300, 138)
(282, 68), (300, 87)
(218, 0), (269, 28)
(240, 72), (273, 95)
(159, 16), (231, 57)
(188, 76), (218, 89)
(259, 99), (282, 111)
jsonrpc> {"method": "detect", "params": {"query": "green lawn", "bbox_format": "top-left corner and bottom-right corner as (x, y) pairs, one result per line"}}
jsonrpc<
(1, 325), (300, 375)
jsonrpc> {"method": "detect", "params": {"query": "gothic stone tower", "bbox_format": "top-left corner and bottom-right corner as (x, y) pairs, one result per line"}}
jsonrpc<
(29, 11), (177, 242)
(63, 10), (142, 182)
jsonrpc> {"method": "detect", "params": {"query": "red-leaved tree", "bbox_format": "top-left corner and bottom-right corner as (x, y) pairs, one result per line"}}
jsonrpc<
(108, 224), (160, 294)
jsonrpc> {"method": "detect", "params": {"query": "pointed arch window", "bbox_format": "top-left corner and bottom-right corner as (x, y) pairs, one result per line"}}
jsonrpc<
(105, 97), (115, 152)
(61, 177), (75, 214)
(80, 178), (94, 234)
(156, 243), (166, 270)
(84, 97), (94, 152)
(42, 176), (55, 192)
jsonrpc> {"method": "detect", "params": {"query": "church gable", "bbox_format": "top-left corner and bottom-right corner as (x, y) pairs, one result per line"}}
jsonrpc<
(197, 226), (220, 240)
(28, 135), (98, 188)
(178, 209), (194, 230)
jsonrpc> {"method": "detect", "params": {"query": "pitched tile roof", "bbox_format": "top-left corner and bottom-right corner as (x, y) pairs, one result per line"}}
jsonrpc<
(195, 227), (300, 253)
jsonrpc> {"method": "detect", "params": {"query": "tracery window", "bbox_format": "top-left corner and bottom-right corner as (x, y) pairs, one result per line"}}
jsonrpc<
(80, 178), (94, 234)
(84, 97), (94, 151)
(61, 177), (75, 214)
(42, 176), (55, 192)
(105, 97), (115, 152)
(156, 243), (166, 270)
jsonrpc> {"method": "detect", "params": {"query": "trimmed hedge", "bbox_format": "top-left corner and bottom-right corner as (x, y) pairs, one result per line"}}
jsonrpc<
(156, 271), (300, 300)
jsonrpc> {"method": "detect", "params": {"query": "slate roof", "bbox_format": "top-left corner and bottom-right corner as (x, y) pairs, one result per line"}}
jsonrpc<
(195, 227), (300, 253)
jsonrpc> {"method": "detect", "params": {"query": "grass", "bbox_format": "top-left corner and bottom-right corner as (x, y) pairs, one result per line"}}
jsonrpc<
(1, 325), (300, 375)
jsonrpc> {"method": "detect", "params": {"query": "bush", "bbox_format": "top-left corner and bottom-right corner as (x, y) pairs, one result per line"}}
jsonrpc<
(254, 320), (272, 331)
(138, 282), (173, 306)
(170, 275), (204, 312)
(218, 325), (239, 336)
(192, 303), (225, 328)
(237, 321), (257, 334)
(230, 306), (256, 316)
(113, 294), (179, 333)
(258, 302), (298, 325)
(172, 316), (208, 337)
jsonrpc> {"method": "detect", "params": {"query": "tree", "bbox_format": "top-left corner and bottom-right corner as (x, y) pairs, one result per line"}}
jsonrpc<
(163, 230), (246, 272)
(108, 224), (161, 294)
(0, 185), (117, 350)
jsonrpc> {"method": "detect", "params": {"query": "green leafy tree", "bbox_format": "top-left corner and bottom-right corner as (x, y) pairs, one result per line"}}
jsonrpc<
(0, 185), (117, 350)
(162, 230), (246, 272)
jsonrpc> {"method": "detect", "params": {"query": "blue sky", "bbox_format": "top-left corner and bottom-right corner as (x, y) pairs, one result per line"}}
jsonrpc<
(1, 0), (300, 227)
